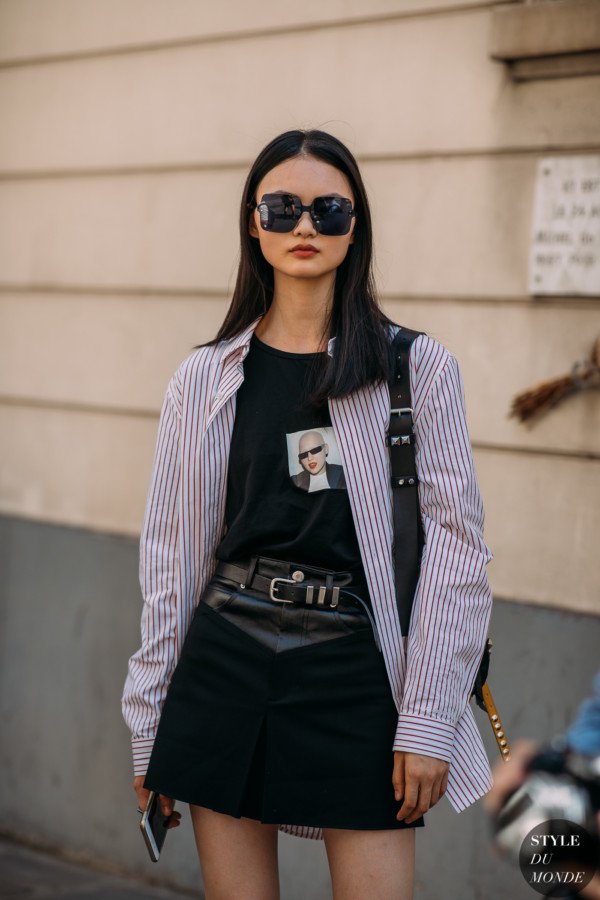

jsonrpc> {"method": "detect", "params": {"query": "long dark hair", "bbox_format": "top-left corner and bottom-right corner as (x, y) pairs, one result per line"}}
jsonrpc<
(194, 128), (398, 406)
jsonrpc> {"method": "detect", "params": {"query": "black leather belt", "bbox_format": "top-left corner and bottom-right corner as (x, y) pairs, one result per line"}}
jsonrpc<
(212, 556), (383, 653)
(213, 556), (366, 611)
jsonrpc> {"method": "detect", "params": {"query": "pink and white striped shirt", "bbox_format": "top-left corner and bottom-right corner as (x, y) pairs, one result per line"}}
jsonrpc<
(121, 314), (494, 841)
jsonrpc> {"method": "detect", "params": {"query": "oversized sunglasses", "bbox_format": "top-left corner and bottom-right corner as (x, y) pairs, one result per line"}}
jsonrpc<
(298, 444), (325, 461)
(248, 193), (356, 236)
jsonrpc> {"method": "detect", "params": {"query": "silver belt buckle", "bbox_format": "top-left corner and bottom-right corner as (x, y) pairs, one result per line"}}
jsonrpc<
(269, 577), (296, 603)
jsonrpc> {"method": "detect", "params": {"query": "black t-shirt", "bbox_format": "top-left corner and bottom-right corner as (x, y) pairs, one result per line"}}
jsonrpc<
(214, 332), (371, 601)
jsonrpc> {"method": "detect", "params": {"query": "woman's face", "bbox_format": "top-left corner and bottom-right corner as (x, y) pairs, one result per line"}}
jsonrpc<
(298, 431), (328, 476)
(248, 155), (356, 280)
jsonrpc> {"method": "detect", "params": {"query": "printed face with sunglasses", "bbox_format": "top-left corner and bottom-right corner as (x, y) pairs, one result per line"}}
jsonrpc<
(247, 158), (357, 279)
(297, 435), (328, 476)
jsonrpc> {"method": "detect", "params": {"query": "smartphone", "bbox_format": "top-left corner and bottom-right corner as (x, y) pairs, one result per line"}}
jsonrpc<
(139, 790), (175, 862)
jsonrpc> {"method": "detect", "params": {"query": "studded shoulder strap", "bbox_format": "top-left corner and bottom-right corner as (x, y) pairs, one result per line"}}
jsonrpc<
(387, 326), (426, 636)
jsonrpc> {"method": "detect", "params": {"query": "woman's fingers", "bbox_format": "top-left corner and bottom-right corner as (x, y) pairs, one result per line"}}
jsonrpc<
(392, 752), (405, 801)
(133, 778), (180, 826)
(159, 794), (174, 817)
(160, 798), (181, 830)
(166, 811), (182, 829)
(429, 774), (444, 807)
(395, 757), (421, 822)
(133, 779), (151, 810)
(396, 781), (419, 821)
(415, 769), (446, 814)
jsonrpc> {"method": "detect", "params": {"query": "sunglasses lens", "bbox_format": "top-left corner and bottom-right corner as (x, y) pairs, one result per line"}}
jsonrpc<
(313, 197), (352, 236)
(258, 193), (301, 232)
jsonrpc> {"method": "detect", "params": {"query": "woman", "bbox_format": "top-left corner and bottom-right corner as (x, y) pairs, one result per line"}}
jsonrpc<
(122, 128), (494, 899)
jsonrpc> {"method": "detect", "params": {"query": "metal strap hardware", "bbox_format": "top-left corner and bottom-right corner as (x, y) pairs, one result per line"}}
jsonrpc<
(269, 577), (297, 602)
(269, 576), (340, 608)
(481, 683), (511, 760)
(391, 475), (419, 487)
(388, 434), (412, 446)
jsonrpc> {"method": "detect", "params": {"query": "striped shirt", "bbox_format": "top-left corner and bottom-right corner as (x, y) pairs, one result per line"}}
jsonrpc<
(121, 314), (494, 841)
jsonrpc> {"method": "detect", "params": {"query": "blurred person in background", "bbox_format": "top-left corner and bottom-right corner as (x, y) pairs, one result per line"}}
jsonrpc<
(122, 128), (494, 900)
(484, 669), (600, 898)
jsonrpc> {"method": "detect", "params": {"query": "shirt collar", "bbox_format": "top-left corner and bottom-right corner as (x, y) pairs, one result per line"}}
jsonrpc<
(221, 314), (336, 360)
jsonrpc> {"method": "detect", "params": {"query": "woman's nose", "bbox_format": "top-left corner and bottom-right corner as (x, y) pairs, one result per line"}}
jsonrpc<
(294, 211), (317, 234)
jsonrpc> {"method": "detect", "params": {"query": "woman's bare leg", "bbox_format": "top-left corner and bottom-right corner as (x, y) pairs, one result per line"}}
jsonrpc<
(189, 804), (280, 900)
(323, 826), (416, 900)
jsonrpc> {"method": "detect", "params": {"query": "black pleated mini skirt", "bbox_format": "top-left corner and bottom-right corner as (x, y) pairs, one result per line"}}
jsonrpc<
(143, 566), (425, 832)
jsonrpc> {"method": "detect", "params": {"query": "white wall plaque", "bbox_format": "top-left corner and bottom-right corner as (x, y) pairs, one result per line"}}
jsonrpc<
(529, 155), (600, 297)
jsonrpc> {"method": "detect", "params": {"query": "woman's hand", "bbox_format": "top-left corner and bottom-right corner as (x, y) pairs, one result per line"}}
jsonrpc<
(393, 751), (449, 823)
(133, 775), (182, 829)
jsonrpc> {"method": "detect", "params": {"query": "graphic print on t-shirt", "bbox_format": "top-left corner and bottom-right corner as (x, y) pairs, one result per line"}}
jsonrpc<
(286, 425), (347, 493)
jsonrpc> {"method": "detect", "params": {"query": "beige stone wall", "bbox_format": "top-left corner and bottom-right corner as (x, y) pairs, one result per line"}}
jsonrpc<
(1, 1), (599, 614)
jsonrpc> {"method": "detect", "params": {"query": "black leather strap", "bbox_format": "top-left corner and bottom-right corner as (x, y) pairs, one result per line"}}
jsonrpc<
(387, 326), (490, 697)
(387, 327), (426, 636)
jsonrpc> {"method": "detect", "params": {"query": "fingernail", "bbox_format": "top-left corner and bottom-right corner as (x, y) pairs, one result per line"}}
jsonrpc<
(395, 791), (400, 800)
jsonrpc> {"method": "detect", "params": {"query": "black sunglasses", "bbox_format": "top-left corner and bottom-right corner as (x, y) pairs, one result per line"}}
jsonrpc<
(298, 444), (325, 461)
(248, 193), (356, 236)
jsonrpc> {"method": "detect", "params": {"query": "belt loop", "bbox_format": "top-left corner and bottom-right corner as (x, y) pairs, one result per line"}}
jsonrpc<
(325, 572), (333, 607)
(243, 556), (259, 590)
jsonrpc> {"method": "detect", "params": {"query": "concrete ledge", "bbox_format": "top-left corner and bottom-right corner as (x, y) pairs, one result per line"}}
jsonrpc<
(510, 50), (600, 82)
(490, 0), (600, 80)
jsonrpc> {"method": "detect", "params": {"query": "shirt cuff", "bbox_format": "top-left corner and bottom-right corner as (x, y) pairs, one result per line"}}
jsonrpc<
(132, 737), (155, 777)
(393, 713), (456, 762)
